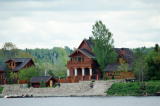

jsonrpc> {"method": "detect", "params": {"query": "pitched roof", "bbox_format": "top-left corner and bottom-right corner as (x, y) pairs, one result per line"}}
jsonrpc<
(104, 63), (133, 72)
(30, 76), (53, 83)
(85, 39), (93, 49)
(79, 48), (95, 58)
(0, 62), (8, 71)
(69, 48), (95, 58)
(115, 48), (134, 64)
(5, 58), (34, 71)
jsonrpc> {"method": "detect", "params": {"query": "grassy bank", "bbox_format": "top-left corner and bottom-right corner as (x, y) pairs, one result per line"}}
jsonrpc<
(107, 81), (160, 96)
(0, 87), (3, 94)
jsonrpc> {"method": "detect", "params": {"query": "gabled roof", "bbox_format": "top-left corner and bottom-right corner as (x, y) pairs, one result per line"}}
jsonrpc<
(78, 39), (93, 49)
(70, 38), (95, 58)
(5, 58), (34, 71)
(79, 48), (95, 58)
(5, 58), (32, 63)
(69, 48), (95, 58)
(30, 76), (53, 83)
(0, 62), (9, 71)
(85, 39), (93, 49)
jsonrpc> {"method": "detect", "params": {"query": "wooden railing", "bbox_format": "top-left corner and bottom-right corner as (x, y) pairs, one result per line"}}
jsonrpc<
(67, 60), (93, 68)
(58, 75), (99, 83)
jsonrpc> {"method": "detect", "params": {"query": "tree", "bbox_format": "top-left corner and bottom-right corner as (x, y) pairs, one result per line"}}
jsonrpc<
(118, 63), (129, 72)
(133, 48), (148, 81)
(18, 66), (39, 81)
(1, 42), (18, 58)
(91, 20), (117, 78)
(146, 44), (160, 80)
(9, 72), (18, 83)
(47, 64), (67, 78)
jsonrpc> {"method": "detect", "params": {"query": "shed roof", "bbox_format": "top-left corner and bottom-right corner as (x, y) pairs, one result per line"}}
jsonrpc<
(30, 76), (53, 83)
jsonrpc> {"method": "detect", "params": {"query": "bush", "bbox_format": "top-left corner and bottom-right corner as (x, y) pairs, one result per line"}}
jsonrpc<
(145, 81), (160, 95)
(18, 66), (39, 81)
(0, 87), (4, 94)
(107, 82), (141, 96)
(107, 81), (160, 96)
(40, 81), (46, 88)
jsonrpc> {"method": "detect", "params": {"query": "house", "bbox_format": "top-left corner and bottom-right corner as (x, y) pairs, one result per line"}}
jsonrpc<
(0, 58), (35, 84)
(30, 76), (56, 88)
(104, 48), (135, 79)
(67, 38), (135, 81)
(67, 39), (101, 81)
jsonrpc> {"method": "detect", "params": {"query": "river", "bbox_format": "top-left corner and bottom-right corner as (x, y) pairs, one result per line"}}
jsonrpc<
(0, 96), (160, 106)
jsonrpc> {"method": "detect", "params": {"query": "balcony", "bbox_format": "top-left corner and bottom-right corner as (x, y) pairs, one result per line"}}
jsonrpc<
(67, 60), (93, 68)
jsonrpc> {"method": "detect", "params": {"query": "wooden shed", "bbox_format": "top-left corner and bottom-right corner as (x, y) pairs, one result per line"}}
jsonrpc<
(30, 76), (56, 88)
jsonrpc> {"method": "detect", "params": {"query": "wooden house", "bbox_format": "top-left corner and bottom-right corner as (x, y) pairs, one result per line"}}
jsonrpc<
(104, 48), (135, 79)
(30, 76), (56, 88)
(0, 58), (35, 84)
(67, 39), (101, 81)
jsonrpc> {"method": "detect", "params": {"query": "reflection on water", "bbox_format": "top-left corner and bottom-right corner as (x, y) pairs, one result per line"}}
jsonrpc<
(0, 96), (160, 106)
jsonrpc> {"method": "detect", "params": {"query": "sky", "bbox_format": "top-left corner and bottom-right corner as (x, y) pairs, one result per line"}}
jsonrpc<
(0, 0), (160, 49)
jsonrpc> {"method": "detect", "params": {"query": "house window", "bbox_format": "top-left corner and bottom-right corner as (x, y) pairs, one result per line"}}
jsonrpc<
(77, 56), (84, 62)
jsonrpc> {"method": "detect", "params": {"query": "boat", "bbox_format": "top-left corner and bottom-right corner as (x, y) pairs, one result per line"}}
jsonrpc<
(4, 94), (33, 98)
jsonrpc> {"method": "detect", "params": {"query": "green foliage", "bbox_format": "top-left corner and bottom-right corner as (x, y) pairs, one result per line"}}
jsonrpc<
(1, 42), (18, 59)
(40, 81), (46, 87)
(25, 47), (71, 66)
(107, 82), (141, 96)
(133, 48), (148, 81)
(47, 64), (67, 78)
(118, 63), (129, 72)
(18, 66), (39, 81)
(145, 81), (160, 95)
(146, 50), (160, 80)
(36, 63), (66, 78)
(0, 87), (4, 94)
(107, 81), (160, 96)
(91, 20), (117, 72)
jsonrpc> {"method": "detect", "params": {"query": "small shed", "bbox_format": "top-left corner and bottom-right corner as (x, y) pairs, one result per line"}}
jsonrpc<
(30, 76), (56, 88)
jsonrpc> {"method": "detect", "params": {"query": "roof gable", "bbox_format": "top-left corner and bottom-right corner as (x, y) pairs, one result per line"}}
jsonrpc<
(69, 49), (95, 58)
(5, 58), (34, 71)
(78, 39), (93, 50)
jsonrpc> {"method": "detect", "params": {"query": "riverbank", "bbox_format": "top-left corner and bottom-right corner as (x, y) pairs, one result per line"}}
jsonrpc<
(1, 80), (121, 97)
(107, 80), (160, 96)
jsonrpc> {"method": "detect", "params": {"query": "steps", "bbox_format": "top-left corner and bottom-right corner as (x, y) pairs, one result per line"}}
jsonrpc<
(2, 80), (123, 97)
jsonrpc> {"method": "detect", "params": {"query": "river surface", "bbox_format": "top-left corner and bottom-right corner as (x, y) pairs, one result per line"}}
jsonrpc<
(0, 96), (160, 106)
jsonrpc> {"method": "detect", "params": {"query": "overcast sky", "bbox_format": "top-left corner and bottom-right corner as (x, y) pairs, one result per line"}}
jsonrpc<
(0, 0), (160, 49)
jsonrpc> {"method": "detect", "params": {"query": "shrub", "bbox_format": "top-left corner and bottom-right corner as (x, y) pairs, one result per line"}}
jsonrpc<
(0, 87), (4, 94)
(107, 82), (141, 96)
(107, 81), (160, 96)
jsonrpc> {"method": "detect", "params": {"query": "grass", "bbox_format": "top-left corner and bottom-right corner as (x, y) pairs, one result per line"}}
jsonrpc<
(107, 80), (160, 96)
(0, 87), (4, 94)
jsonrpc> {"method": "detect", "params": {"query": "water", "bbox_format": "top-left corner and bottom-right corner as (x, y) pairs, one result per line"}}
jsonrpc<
(0, 96), (160, 106)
